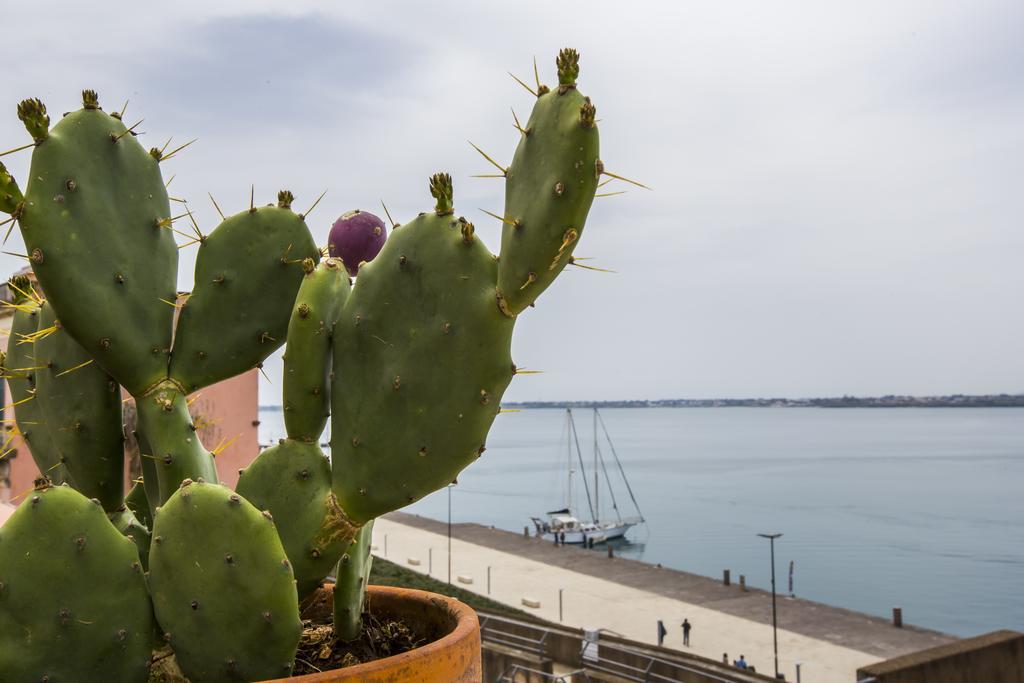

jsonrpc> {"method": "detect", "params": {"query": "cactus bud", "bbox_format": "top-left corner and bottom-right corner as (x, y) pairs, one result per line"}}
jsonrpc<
(556, 48), (580, 89)
(0, 161), (24, 214)
(17, 98), (49, 143)
(81, 90), (100, 110)
(429, 172), (454, 216)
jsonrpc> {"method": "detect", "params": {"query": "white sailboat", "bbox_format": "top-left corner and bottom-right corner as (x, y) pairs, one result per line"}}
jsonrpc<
(531, 408), (645, 545)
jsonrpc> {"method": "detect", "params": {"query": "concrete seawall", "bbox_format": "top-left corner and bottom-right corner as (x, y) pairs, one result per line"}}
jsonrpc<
(376, 512), (956, 683)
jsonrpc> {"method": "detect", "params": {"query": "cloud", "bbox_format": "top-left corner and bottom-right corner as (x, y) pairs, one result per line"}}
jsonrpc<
(2, 1), (1021, 402)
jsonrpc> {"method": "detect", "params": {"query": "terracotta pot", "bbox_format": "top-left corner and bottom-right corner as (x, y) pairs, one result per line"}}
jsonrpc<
(262, 584), (481, 683)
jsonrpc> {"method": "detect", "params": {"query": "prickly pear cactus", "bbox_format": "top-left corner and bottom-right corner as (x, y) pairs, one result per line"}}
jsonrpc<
(496, 48), (601, 315)
(148, 479), (302, 683)
(0, 45), (622, 668)
(0, 482), (154, 683)
(34, 300), (125, 510)
(330, 174), (515, 523)
(238, 258), (355, 596)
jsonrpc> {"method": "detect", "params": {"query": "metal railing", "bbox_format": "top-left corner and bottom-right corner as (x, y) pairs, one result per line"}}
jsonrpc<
(478, 611), (755, 683)
(479, 613), (551, 656)
(586, 639), (742, 683)
(495, 664), (587, 683)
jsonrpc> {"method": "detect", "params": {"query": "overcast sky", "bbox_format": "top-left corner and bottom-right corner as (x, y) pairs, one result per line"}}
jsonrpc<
(3, 1), (1022, 402)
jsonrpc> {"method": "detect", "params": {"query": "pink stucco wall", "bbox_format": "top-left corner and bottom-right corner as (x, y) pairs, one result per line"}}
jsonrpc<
(0, 369), (259, 505)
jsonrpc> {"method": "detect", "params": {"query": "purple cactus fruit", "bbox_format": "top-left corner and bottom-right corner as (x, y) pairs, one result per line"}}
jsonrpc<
(328, 210), (388, 276)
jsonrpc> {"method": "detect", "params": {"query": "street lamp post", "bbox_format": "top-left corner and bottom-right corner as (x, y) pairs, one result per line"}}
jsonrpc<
(758, 532), (783, 679)
(447, 483), (454, 584)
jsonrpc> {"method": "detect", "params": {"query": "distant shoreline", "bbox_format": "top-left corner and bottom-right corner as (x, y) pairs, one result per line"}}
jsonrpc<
(260, 393), (1024, 411)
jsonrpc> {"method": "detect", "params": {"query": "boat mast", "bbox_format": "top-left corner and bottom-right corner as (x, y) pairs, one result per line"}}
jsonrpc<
(593, 407), (599, 523)
(566, 409), (572, 514)
(568, 409), (597, 523)
(596, 409), (646, 523)
(594, 410), (625, 523)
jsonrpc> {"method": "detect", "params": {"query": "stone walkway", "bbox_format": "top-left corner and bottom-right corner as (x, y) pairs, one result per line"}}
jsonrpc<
(376, 512), (955, 683)
(0, 501), (956, 682)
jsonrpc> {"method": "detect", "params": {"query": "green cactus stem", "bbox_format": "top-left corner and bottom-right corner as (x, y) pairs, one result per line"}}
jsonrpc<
(135, 430), (162, 520)
(135, 382), (219, 504)
(332, 520), (375, 642)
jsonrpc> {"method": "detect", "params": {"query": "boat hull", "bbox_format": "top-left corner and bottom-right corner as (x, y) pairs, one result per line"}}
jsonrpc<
(542, 522), (633, 545)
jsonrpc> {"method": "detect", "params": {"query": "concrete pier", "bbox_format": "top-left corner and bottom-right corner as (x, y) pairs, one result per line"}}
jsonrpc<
(377, 512), (955, 683)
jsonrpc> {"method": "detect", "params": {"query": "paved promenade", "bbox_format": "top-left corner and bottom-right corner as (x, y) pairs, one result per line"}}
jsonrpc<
(376, 512), (955, 683)
(0, 502), (956, 682)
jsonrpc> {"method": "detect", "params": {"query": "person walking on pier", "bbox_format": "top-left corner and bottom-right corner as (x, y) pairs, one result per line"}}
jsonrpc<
(681, 618), (691, 646)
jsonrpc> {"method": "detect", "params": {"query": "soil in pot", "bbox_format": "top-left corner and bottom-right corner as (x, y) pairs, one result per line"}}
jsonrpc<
(147, 589), (444, 681)
(291, 610), (423, 675)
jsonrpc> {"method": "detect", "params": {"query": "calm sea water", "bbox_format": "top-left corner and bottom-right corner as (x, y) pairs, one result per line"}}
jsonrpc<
(259, 406), (1024, 637)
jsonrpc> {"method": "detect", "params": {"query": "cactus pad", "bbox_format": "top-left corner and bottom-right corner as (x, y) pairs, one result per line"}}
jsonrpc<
(496, 49), (600, 314)
(168, 195), (320, 394)
(34, 301), (125, 510)
(149, 479), (302, 682)
(282, 258), (350, 441)
(5, 289), (68, 484)
(237, 440), (357, 598)
(16, 97), (178, 395)
(0, 483), (154, 683)
(330, 175), (515, 522)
